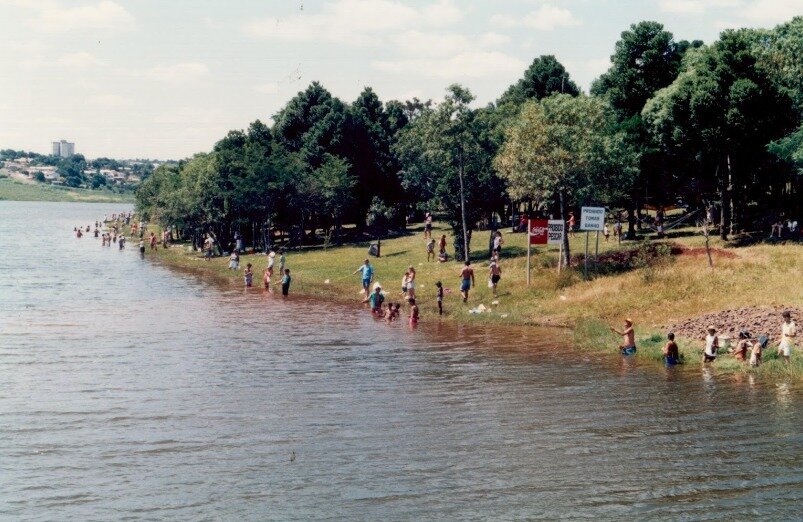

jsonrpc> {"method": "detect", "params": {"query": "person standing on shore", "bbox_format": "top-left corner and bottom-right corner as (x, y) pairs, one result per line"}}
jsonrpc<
(703, 326), (719, 363)
(229, 251), (240, 270)
(149, 232), (157, 251)
(407, 266), (417, 299)
(492, 231), (504, 261)
(278, 249), (286, 274)
(267, 251), (276, 281)
(353, 259), (374, 302)
(438, 234), (447, 257)
(426, 238), (436, 262)
(435, 281), (444, 315)
(778, 310), (796, 363)
(489, 259), (502, 298)
(567, 212), (576, 238)
(244, 263), (253, 287)
(610, 319), (636, 355)
(459, 261), (475, 303)
(424, 212), (432, 239)
(281, 269), (291, 296)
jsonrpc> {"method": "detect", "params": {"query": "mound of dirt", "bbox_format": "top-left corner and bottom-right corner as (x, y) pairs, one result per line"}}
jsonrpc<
(668, 306), (800, 343)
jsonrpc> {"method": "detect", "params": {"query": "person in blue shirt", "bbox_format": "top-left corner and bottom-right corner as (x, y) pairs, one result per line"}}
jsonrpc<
(353, 258), (374, 302)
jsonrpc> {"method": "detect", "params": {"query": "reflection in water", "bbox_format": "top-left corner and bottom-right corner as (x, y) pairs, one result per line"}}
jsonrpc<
(0, 201), (801, 520)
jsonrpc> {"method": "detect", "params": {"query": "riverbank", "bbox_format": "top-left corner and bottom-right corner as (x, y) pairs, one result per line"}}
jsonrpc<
(132, 222), (801, 381)
(0, 178), (133, 203)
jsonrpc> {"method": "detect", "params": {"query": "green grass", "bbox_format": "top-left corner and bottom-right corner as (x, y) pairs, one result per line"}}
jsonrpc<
(131, 220), (802, 382)
(0, 178), (133, 203)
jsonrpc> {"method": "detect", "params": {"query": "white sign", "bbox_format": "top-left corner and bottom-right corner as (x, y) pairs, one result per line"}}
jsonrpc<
(580, 206), (605, 231)
(547, 220), (564, 244)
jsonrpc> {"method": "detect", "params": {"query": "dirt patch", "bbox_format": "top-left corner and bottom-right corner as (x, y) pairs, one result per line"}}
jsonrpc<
(675, 245), (738, 259)
(668, 306), (800, 344)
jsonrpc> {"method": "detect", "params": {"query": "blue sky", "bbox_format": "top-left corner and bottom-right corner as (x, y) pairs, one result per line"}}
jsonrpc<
(1, 0), (800, 159)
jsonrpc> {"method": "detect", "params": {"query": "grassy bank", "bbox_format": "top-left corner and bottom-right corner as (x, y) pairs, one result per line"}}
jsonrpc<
(137, 221), (801, 381)
(0, 178), (133, 203)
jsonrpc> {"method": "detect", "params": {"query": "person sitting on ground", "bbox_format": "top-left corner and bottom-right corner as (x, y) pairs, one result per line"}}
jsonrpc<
(369, 284), (384, 314)
(438, 250), (449, 263)
(778, 310), (796, 363)
(663, 332), (680, 365)
(611, 318), (636, 355)
(729, 330), (750, 361)
(703, 326), (719, 363)
(426, 238), (436, 262)
(750, 335), (767, 367)
(409, 298), (419, 324)
(459, 261), (475, 303)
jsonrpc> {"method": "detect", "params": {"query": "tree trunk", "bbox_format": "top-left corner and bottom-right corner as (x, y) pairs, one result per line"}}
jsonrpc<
(719, 157), (730, 241)
(559, 190), (571, 266)
(626, 207), (637, 240)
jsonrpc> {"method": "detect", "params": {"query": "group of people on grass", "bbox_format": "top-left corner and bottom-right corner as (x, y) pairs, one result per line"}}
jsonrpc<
(610, 311), (796, 367)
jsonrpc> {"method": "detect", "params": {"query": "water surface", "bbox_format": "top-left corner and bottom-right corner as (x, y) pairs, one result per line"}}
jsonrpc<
(0, 201), (801, 520)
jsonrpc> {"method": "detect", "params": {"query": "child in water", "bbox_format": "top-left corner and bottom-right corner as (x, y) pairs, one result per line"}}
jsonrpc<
(663, 332), (679, 366)
(244, 263), (253, 287)
(408, 298), (419, 324)
(281, 268), (291, 296)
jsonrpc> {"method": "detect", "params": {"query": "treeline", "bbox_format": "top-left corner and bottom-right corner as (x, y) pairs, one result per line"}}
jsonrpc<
(1, 149), (156, 188)
(136, 18), (802, 261)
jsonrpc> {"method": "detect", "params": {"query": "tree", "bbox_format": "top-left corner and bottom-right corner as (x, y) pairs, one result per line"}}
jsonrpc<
(33, 171), (46, 183)
(90, 173), (107, 189)
(495, 95), (637, 264)
(394, 85), (505, 260)
(498, 55), (579, 107)
(642, 31), (797, 238)
(591, 21), (699, 118)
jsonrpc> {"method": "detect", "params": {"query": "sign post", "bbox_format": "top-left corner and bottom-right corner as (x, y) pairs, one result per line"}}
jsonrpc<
(547, 220), (564, 273)
(526, 218), (531, 286)
(580, 207), (605, 280)
(528, 219), (549, 285)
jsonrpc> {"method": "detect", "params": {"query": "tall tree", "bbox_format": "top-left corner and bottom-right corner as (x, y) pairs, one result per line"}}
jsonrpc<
(642, 31), (797, 238)
(495, 95), (637, 264)
(498, 55), (579, 107)
(394, 85), (505, 260)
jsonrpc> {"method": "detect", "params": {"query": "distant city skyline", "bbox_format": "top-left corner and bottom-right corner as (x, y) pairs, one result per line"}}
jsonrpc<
(1, 0), (801, 160)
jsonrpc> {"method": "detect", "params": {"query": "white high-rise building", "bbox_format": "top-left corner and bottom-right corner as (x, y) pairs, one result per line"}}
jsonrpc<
(51, 140), (75, 158)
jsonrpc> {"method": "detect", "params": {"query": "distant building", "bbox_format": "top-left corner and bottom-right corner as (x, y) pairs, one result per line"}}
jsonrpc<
(52, 140), (75, 158)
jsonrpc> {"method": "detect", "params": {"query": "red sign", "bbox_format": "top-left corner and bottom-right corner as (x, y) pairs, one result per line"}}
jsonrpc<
(529, 219), (549, 245)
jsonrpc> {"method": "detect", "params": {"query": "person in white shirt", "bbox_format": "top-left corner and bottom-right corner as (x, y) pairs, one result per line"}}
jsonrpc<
(778, 310), (796, 362)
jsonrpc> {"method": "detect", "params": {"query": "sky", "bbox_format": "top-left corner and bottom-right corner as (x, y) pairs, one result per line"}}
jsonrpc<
(0, 0), (801, 160)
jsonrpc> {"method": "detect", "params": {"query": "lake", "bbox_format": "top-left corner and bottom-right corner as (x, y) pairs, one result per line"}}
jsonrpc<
(0, 201), (800, 520)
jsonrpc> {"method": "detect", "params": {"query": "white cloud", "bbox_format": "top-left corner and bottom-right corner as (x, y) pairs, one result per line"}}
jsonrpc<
(392, 31), (471, 58)
(88, 94), (131, 107)
(478, 32), (511, 48)
(244, 0), (462, 45)
(56, 51), (101, 69)
(253, 82), (280, 95)
(421, 0), (463, 27)
(26, 1), (135, 33)
(373, 51), (525, 79)
(146, 62), (209, 85)
(491, 4), (581, 31)
(660, 0), (802, 26)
